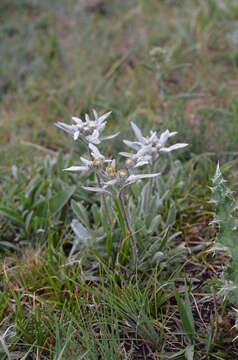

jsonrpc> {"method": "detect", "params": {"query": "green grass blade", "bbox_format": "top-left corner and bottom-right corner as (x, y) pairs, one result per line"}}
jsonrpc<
(173, 283), (195, 343)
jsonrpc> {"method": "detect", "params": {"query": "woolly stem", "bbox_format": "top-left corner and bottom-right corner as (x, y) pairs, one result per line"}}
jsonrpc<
(146, 159), (155, 214)
(118, 192), (138, 269)
(88, 148), (111, 225)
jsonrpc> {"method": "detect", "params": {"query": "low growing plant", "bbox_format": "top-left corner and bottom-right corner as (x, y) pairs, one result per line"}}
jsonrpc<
(56, 110), (188, 270)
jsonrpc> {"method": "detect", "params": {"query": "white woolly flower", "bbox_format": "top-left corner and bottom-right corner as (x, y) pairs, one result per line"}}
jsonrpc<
(55, 110), (119, 144)
(122, 122), (188, 163)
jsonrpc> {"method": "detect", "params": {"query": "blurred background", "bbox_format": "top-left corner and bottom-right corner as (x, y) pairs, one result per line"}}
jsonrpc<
(1, 0), (238, 166)
(2, 3), (238, 358)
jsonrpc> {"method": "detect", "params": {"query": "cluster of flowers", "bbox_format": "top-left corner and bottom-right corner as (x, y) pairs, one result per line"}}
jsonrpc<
(56, 110), (187, 198)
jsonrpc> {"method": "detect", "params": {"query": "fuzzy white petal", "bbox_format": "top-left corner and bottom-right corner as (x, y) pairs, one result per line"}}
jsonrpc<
(97, 111), (112, 125)
(131, 122), (144, 142)
(159, 130), (178, 147)
(134, 161), (150, 168)
(73, 131), (80, 140)
(72, 116), (83, 126)
(88, 143), (103, 159)
(85, 113), (90, 123)
(126, 173), (160, 183)
(159, 129), (170, 147)
(100, 132), (120, 141)
(55, 122), (77, 135)
(92, 109), (98, 120)
(169, 131), (178, 137)
(80, 157), (92, 166)
(119, 152), (134, 158)
(123, 140), (141, 150)
(64, 166), (89, 172)
(149, 131), (158, 142)
(160, 143), (188, 152)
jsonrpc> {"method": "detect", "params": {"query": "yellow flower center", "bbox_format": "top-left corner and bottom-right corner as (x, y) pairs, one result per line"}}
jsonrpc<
(106, 165), (116, 177)
(117, 170), (127, 178)
(93, 158), (103, 167)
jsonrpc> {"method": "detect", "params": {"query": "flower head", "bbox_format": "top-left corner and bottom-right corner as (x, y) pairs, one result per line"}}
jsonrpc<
(121, 122), (188, 164)
(55, 110), (119, 144)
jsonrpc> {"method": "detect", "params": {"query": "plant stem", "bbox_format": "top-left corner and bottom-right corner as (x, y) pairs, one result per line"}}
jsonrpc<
(88, 148), (111, 226)
(118, 192), (138, 269)
(146, 160), (155, 213)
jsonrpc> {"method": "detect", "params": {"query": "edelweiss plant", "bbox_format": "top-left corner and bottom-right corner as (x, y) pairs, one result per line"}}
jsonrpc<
(65, 144), (159, 267)
(56, 111), (187, 268)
